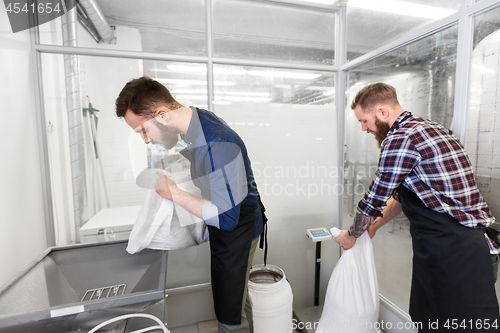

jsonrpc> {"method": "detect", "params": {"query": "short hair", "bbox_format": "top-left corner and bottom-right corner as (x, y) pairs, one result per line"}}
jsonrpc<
(115, 76), (177, 118)
(350, 82), (399, 111)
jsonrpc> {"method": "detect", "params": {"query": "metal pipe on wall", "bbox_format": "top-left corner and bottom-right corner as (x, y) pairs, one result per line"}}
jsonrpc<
(61, 2), (88, 240)
(78, 0), (116, 44)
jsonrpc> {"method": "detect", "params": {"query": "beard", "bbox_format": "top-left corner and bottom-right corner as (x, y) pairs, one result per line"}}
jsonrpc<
(372, 116), (390, 148)
(151, 118), (179, 149)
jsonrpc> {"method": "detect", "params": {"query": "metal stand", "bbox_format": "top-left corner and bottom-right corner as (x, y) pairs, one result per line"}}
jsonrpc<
(314, 241), (321, 306)
(293, 241), (325, 333)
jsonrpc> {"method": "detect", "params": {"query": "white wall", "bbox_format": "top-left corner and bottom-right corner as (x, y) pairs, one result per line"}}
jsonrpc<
(0, 7), (48, 287)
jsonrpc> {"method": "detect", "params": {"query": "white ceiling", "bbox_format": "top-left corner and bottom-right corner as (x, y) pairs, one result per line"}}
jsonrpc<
(93, 0), (462, 61)
(86, 0), (499, 106)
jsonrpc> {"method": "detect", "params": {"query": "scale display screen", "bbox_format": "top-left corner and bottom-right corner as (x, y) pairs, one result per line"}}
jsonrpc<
(306, 228), (332, 242)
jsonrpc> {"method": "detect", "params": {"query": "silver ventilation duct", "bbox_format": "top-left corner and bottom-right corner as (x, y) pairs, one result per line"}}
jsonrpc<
(78, 0), (116, 44)
(62, 3), (88, 240)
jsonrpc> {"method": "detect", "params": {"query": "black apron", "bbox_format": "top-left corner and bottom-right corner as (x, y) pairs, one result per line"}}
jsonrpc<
(208, 204), (256, 325)
(398, 185), (500, 332)
(181, 146), (257, 325)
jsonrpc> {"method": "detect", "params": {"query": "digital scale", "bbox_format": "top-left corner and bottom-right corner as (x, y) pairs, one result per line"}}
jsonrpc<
(293, 227), (341, 332)
(306, 227), (333, 242)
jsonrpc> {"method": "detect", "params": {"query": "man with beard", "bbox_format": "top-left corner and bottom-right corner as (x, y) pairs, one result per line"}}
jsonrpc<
(336, 82), (500, 331)
(115, 76), (266, 333)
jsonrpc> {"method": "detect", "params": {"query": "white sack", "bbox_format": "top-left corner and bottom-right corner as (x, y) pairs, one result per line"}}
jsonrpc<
(127, 169), (209, 254)
(316, 231), (379, 333)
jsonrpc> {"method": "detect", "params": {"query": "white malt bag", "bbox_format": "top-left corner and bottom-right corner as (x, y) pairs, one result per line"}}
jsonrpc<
(316, 230), (379, 333)
(127, 168), (209, 254)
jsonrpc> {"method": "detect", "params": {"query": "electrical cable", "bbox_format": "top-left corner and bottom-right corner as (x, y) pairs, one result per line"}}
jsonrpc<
(87, 313), (170, 333)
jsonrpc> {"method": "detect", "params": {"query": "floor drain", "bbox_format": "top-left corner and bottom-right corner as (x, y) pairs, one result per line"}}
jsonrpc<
(81, 284), (126, 301)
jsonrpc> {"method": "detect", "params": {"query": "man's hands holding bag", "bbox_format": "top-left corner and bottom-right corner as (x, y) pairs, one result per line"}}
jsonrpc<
(155, 171), (178, 201)
(154, 171), (206, 220)
(336, 230), (357, 250)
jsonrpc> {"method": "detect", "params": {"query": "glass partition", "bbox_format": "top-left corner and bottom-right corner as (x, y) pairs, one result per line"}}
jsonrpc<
(212, 64), (338, 309)
(465, 4), (500, 301)
(346, 0), (460, 61)
(344, 24), (458, 312)
(41, 53), (210, 289)
(144, 60), (209, 108)
(36, 0), (339, 309)
(38, 0), (206, 56)
(212, 0), (335, 65)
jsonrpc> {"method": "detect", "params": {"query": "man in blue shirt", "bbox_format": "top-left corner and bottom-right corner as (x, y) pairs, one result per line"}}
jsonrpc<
(116, 76), (266, 333)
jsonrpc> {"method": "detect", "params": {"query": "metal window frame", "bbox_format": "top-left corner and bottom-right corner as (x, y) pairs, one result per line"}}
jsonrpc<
(452, 0), (476, 141)
(335, 4), (347, 232)
(31, 23), (56, 247)
(248, 0), (339, 11)
(453, 0), (500, 141)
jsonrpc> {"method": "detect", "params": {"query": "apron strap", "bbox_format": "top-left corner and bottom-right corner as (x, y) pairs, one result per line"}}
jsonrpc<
(257, 195), (269, 265)
(485, 227), (500, 248)
(260, 223), (268, 266)
(240, 195), (269, 265)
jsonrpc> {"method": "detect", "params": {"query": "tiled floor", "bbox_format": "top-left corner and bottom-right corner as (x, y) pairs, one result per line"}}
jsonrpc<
(170, 218), (500, 333)
(170, 320), (303, 333)
(170, 325), (198, 333)
(171, 327), (302, 333)
(198, 320), (218, 333)
(170, 320), (218, 333)
(170, 323), (303, 333)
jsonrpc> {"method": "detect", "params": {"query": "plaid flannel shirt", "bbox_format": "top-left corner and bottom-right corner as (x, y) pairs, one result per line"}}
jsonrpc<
(357, 111), (500, 254)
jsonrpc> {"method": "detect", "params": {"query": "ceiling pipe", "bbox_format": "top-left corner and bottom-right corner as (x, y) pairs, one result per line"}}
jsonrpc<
(78, 0), (116, 44)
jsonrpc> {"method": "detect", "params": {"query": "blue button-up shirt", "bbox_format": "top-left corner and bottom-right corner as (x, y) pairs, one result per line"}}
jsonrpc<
(182, 107), (263, 239)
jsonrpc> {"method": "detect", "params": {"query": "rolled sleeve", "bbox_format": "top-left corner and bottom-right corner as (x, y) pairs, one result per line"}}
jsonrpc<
(202, 200), (220, 228)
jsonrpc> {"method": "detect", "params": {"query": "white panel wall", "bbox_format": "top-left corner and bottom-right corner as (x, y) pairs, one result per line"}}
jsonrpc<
(77, 25), (146, 209)
(215, 103), (340, 310)
(0, 7), (47, 287)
